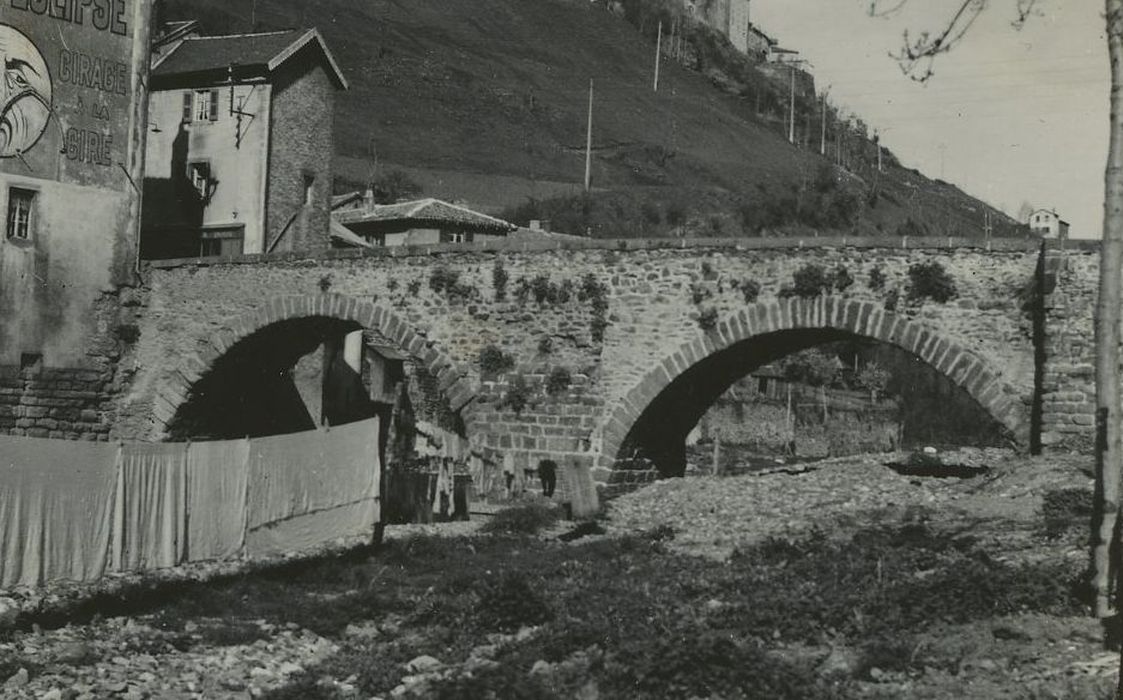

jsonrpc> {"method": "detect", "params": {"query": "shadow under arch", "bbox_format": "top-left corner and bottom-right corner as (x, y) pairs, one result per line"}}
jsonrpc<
(597, 297), (1027, 481)
(152, 294), (476, 439)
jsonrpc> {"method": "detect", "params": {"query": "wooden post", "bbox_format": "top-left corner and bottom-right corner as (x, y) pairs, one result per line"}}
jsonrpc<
(1092, 0), (1123, 622)
(820, 93), (827, 156)
(584, 79), (594, 192)
(788, 65), (796, 144)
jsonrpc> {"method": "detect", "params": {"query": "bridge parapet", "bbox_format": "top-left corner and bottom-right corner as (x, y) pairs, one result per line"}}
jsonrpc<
(143, 235), (1073, 271)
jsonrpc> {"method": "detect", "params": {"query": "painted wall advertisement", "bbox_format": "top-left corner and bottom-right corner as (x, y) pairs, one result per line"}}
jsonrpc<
(1, 0), (142, 191)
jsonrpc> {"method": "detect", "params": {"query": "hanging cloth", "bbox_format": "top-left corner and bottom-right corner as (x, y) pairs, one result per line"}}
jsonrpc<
(114, 443), (189, 572)
(185, 438), (250, 562)
(246, 418), (380, 558)
(0, 437), (120, 588)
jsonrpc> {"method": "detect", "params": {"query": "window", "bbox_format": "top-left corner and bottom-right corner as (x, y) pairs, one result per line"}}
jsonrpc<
(188, 161), (210, 199)
(304, 174), (316, 206)
(6, 188), (35, 241)
(443, 231), (468, 244)
(199, 226), (244, 257)
(183, 89), (219, 123)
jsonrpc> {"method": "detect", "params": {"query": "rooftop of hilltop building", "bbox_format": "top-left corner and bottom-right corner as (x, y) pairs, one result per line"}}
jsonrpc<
(151, 27), (348, 89)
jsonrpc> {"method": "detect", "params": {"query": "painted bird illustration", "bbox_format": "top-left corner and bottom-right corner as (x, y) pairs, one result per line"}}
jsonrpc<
(0, 25), (53, 159)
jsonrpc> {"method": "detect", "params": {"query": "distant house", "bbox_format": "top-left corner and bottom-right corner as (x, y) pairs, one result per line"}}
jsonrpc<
(331, 196), (517, 247)
(1029, 208), (1070, 240)
(142, 27), (348, 260)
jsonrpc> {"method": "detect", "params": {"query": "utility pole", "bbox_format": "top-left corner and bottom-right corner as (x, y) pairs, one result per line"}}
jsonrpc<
(584, 79), (594, 192)
(654, 21), (662, 92)
(820, 93), (827, 156)
(788, 64), (796, 144)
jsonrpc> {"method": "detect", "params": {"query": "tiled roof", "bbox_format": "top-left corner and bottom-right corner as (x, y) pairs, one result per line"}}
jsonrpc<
(331, 191), (364, 209)
(330, 219), (371, 248)
(153, 28), (347, 88)
(334, 198), (516, 232)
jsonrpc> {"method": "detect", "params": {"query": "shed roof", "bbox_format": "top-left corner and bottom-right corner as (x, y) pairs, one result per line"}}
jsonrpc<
(330, 219), (371, 248)
(334, 198), (516, 232)
(153, 28), (347, 89)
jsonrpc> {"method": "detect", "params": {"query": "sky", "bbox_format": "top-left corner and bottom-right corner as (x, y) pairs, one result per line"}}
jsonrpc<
(753, 0), (1109, 239)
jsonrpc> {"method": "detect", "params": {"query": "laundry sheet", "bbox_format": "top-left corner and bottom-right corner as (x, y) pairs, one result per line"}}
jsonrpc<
(113, 443), (190, 572)
(0, 436), (120, 588)
(0, 417), (381, 588)
(246, 417), (380, 558)
(185, 438), (250, 562)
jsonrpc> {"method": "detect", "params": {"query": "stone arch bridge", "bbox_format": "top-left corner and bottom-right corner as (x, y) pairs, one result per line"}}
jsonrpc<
(108, 236), (1098, 502)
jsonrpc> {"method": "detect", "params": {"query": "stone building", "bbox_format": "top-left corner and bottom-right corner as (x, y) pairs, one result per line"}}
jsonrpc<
(142, 27), (348, 260)
(0, 2), (153, 440)
(331, 196), (516, 247)
(683, 0), (752, 55)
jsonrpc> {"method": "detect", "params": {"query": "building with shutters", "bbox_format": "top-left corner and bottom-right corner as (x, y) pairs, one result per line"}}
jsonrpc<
(141, 27), (347, 259)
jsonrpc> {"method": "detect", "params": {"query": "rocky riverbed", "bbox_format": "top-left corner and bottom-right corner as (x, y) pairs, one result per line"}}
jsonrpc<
(0, 449), (1114, 699)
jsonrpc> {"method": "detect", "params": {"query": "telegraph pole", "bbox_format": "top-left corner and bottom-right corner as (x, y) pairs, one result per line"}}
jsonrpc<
(820, 92), (827, 156)
(788, 65), (796, 144)
(654, 21), (662, 92)
(584, 79), (594, 192)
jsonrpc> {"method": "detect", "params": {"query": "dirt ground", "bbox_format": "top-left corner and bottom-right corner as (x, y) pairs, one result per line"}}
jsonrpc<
(0, 449), (1116, 699)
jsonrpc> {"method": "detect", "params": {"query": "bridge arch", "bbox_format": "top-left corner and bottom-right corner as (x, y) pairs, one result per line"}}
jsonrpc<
(152, 293), (476, 438)
(597, 296), (1026, 484)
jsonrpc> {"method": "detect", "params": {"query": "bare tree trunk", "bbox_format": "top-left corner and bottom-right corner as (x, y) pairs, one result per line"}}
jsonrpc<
(1094, 0), (1123, 626)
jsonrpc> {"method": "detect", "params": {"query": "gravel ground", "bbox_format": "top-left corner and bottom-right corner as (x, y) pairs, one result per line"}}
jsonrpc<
(1, 617), (338, 699)
(603, 449), (1094, 562)
(0, 449), (1106, 699)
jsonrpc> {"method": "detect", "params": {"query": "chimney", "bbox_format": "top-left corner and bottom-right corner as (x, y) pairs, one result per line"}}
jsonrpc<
(363, 189), (374, 209)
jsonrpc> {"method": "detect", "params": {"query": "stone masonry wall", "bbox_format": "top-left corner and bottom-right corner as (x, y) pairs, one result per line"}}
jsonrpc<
(266, 57), (335, 253)
(0, 288), (137, 440)
(1040, 246), (1100, 451)
(115, 237), (1068, 498)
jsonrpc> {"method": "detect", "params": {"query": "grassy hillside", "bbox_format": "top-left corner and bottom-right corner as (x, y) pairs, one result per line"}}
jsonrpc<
(160, 0), (1026, 238)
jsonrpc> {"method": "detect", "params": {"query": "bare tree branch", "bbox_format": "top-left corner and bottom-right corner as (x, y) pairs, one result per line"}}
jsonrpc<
(1012, 0), (1042, 29)
(866, 0), (910, 18)
(892, 0), (988, 82)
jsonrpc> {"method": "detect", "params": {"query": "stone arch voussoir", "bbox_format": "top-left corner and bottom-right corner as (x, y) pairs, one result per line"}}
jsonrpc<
(153, 293), (476, 437)
(595, 297), (1027, 481)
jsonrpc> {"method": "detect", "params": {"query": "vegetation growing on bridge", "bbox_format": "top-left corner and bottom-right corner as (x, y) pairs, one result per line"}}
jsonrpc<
(578, 274), (611, 343)
(429, 266), (478, 302)
(907, 262), (958, 304)
(545, 367), (572, 396)
(478, 345), (516, 377)
(492, 259), (509, 302)
(868, 266), (887, 291)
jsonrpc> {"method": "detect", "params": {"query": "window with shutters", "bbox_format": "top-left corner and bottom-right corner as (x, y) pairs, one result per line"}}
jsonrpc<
(184, 90), (220, 123)
(5, 188), (35, 241)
